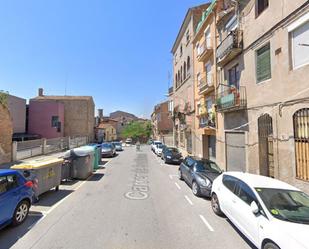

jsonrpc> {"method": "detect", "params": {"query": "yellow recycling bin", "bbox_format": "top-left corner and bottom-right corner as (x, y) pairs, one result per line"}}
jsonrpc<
(11, 157), (63, 198)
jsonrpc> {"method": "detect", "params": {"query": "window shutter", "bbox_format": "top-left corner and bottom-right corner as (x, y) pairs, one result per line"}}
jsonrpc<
(256, 43), (271, 83)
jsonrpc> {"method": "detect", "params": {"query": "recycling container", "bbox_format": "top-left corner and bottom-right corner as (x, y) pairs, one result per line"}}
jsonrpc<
(64, 146), (95, 180)
(11, 158), (63, 198)
(88, 144), (101, 170)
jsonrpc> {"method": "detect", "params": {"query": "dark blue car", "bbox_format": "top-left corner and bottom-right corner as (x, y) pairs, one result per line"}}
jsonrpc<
(0, 169), (34, 229)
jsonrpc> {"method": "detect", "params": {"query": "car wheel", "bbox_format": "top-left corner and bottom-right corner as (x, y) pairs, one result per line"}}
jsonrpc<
(178, 169), (183, 180)
(12, 200), (30, 226)
(263, 242), (280, 249)
(211, 193), (223, 216)
(192, 181), (201, 196)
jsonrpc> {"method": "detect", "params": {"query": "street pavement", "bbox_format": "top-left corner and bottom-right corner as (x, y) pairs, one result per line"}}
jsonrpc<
(0, 146), (255, 249)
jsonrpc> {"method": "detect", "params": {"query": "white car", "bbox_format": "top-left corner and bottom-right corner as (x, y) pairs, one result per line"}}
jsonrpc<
(151, 140), (162, 152)
(154, 144), (164, 156)
(211, 172), (309, 249)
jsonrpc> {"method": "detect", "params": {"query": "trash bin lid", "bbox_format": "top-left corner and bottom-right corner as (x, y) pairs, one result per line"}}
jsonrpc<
(71, 146), (95, 157)
(11, 158), (63, 170)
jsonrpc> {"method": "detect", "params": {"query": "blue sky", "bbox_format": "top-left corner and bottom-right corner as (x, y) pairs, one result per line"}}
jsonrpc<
(0, 0), (208, 118)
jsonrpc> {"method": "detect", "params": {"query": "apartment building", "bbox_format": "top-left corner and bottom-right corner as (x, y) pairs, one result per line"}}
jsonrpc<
(171, 3), (209, 156)
(151, 101), (173, 140)
(193, 1), (223, 161)
(216, 0), (309, 191)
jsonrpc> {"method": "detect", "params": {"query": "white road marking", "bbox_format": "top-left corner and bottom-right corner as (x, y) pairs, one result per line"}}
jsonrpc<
(175, 182), (181, 190)
(184, 195), (193, 205)
(169, 174), (178, 179)
(199, 214), (214, 232)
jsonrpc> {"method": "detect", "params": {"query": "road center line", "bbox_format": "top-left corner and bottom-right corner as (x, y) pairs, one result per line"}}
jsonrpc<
(175, 182), (181, 190)
(184, 195), (193, 205)
(199, 214), (214, 232)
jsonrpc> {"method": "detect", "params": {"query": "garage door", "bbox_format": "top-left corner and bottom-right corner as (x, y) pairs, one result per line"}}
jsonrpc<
(225, 132), (246, 172)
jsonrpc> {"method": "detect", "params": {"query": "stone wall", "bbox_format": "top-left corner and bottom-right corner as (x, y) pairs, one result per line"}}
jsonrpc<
(0, 103), (13, 164)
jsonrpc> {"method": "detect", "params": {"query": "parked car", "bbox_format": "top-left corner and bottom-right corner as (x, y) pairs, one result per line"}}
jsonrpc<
(178, 156), (222, 197)
(101, 143), (116, 157)
(211, 172), (309, 249)
(161, 147), (183, 164)
(0, 169), (34, 229)
(154, 144), (165, 156)
(112, 141), (123, 151)
(125, 138), (132, 145)
(151, 140), (162, 152)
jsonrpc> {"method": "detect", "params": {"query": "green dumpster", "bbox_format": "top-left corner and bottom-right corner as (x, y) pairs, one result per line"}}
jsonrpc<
(88, 144), (100, 170)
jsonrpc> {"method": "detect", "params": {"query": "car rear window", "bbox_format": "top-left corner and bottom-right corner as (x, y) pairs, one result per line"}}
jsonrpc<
(222, 175), (238, 193)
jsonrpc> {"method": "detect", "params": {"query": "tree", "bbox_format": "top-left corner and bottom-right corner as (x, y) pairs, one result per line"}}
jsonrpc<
(121, 120), (152, 143)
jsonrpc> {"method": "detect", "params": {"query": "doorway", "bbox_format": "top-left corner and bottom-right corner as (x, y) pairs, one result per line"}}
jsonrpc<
(258, 114), (274, 177)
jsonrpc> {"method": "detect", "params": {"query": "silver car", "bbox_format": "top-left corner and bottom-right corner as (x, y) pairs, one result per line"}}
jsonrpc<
(101, 143), (116, 157)
(112, 142), (123, 151)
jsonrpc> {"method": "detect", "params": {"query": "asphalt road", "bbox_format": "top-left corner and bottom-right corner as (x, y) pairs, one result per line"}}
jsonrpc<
(1, 146), (255, 249)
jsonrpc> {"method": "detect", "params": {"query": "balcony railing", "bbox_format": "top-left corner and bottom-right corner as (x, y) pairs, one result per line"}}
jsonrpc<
(216, 84), (247, 112)
(198, 75), (214, 95)
(199, 115), (215, 129)
(197, 39), (212, 61)
(216, 30), (243, 66)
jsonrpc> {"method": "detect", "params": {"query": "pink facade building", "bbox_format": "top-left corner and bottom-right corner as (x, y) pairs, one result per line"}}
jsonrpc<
(28, 100), (64, 139)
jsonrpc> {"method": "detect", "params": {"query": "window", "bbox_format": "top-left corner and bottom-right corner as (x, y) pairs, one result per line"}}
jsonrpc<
(228, 64), (240, 89)
(205, 27), (211, 48)
(185, 157), (195, 168)
(196, 43), (200, 56)
(256, 0), (268, 17)
(256, 43), (271, 83)
(237, 181), (257, 205)
(0, 176), (8, 194)
(222, 175), (238, 193)
(291, 21), (309, 69)
(180, 66), (183, 82)
(226, 15), (238, 33)
(183, 62), (186, 80)
(186, 30), (190, 44)
(6, 175), (18, 191)
(51, 116), (59, 127)
(187, 56), (190, 71)
(180, 45), (183, 56)
(205, 62), (212, 85)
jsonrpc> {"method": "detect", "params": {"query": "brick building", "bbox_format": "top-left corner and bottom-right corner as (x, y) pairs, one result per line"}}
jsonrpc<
(151, 101), (173, 140)
(29, 88), (95, 140)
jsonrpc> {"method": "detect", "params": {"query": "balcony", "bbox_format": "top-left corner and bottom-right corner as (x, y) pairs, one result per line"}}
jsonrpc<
(216, 84), (247, 112)
(198, 75), (214, 95)
(216, 30), (243, 67)
(197, 40), (213, 62)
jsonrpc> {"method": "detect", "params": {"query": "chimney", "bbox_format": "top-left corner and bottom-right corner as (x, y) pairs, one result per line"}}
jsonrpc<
(38, 88), (44, 96)
(98, 109), (103, 119)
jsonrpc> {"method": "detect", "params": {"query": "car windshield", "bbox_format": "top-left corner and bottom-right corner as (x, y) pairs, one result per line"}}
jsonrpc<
(155, 142), (162, 145)
(195, 161), (222, 173)
(167, 148), (179, 153)
(256, 188), (309, 224)
(102, 143), (112, 149)
(113, 142), (121, 146)
(157, 144), (164, 148)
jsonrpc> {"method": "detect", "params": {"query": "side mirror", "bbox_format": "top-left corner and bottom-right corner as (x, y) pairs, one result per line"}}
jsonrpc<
(250, 201), (259, 215)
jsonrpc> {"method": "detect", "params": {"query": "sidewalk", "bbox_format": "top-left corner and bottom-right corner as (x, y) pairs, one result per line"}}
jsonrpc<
(0, 151), (67, 170)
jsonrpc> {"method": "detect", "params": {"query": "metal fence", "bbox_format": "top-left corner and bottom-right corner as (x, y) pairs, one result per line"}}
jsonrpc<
(14, 135), (89, 161)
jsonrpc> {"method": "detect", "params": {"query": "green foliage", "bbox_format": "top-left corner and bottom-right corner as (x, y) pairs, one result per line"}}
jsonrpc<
(121, 120), (152, 142)
(0, 91), (8, 107)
